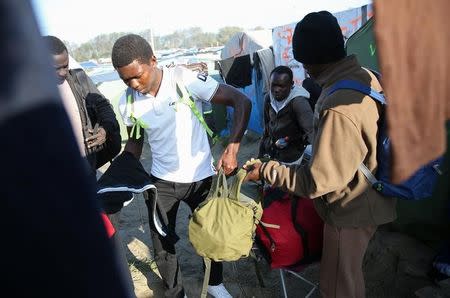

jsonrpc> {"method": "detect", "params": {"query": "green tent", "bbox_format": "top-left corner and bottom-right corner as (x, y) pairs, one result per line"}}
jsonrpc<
(345, 17), (379, 72)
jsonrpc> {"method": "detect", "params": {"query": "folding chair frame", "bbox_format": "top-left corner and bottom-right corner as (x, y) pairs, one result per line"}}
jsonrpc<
(279, 268), (317, 298)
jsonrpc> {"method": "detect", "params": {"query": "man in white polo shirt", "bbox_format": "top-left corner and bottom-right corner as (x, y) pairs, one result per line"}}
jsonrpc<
(113, 34), (251, 298)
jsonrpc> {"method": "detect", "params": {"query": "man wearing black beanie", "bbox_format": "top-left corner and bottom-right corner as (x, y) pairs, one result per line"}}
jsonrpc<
(293, 11), (346, 66)
(244, 11), (396, 298)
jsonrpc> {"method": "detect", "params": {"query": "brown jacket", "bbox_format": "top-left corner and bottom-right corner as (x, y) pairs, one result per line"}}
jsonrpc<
(261, 55), (396, 227)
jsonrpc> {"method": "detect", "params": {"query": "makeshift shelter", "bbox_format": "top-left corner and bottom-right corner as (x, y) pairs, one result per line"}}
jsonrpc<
(220, 30), (273, 61)
(217, 30), (275, 135)
(345, 17), (379, 72)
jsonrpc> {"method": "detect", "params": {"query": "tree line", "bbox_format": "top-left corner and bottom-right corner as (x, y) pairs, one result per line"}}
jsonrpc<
(67, 26), (264, 62)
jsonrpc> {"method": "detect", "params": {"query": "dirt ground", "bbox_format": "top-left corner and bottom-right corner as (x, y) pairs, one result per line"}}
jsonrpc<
(105, 132), (445, 298)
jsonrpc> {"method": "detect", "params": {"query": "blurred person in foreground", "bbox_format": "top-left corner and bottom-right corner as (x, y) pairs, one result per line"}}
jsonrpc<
(244, 11), (396, 298)
(2, 1), (131, 297)
(43, 35), (135, 295)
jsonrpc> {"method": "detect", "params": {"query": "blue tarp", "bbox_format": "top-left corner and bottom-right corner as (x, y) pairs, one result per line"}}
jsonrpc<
(223, 68), (265, 135)
(80, 61), (98, 69)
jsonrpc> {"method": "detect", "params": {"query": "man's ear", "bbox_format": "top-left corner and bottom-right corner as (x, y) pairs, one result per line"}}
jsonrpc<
(150, 55), (157, 65)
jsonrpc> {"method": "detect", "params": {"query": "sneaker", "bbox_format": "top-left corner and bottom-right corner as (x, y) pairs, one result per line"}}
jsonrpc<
(207, 283), (232, 298)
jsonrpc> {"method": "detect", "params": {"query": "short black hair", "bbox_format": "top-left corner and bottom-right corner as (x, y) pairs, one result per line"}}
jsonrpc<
(111, 34), (154, 68)
(43, 35), (67, 55)
(270, 65), (293, 82)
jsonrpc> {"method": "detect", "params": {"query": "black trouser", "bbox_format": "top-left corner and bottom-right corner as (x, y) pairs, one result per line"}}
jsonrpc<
(145, 176), (222, 298)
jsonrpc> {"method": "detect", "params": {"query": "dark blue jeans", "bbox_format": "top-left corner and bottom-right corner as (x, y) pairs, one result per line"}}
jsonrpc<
(145, 175), (223, 298)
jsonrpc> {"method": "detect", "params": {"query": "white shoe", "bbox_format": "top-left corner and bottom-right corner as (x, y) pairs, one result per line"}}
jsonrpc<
(207, 283), (232, 298)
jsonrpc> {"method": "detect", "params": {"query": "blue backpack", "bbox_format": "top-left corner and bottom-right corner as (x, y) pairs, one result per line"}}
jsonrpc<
(327, 78), (444, 200)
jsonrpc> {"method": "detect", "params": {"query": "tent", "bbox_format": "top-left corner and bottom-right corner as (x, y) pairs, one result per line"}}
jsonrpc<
(220, 30), (273, 60)
(345, 17), (379, 72)
(217, 30), (275, 135)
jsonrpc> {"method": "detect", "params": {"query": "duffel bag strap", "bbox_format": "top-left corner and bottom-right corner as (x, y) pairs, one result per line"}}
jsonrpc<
(228, 169), (247, 201)
(197, 169), (228, 208)
(211, 169), (228, 199)
(200, 258), (212, 298)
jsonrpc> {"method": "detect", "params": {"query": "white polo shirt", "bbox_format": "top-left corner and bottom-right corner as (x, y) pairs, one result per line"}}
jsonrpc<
(118, 66), (219, 183)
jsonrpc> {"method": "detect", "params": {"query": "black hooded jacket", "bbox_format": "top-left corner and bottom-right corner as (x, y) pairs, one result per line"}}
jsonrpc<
(66, 69), (121, 169)
(259, 93), (314, 163)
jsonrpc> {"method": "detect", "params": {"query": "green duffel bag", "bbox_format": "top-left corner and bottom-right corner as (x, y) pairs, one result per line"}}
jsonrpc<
(189, 169), (262, 297)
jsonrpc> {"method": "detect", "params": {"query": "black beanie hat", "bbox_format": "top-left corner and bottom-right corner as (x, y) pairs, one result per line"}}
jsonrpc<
(292, 11), (346, 64)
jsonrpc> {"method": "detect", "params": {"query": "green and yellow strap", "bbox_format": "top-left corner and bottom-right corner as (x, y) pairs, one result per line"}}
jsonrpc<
(175, 83), (219, 144)
(125, 82), (218, 144)
(126, 88), (148, 139)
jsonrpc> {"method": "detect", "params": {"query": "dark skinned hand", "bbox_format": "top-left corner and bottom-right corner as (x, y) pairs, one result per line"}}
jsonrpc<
(86, 126), (106, 149)
(242, 158), (263, 182)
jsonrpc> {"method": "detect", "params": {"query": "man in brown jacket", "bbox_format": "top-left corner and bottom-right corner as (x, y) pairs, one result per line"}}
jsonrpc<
(245, 11), (396, 298)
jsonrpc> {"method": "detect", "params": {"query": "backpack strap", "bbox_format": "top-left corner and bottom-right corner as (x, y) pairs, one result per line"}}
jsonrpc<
(175, 82), (219, 144)
(125, 67), (218, 144)
(200, 258), (211, 298)
(173, 66), (219, 144)
(327, 80), (386, 105)
(358, 163), (379, 187)
(327, 79), (385, 187)
(126, 87), (148, 139)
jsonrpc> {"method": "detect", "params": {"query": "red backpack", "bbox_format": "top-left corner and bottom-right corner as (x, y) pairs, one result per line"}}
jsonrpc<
(255, 187), (323, 269)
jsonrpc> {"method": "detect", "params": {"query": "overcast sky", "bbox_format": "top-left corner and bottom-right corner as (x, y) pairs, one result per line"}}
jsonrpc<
(31, 0), (372, 44)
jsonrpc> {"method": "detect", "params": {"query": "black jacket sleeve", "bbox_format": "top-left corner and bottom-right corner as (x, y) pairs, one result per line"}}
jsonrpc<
(258, 95), (271, 158)
(80, 71), (119, 137)
(73, 69), (121, 168)
(292, 96), (314, 144)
